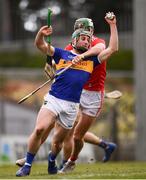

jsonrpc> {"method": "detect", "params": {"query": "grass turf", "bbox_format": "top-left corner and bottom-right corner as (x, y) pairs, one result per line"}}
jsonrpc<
(0, 162), (146, 179)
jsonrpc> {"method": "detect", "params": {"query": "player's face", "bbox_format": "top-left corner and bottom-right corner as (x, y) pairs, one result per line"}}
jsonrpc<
(76, 35), (91, 50)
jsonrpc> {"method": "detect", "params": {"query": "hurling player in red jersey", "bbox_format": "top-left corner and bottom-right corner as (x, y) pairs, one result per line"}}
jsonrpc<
(60, 12), (118, 173)
(60, 17), (116, 168)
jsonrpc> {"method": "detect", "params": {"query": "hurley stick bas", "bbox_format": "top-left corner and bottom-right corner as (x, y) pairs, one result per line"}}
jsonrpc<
(105, 90), (122, 99)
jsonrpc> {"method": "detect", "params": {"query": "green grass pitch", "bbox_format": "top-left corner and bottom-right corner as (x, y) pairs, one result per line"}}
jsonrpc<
(0, 162), (146, 179)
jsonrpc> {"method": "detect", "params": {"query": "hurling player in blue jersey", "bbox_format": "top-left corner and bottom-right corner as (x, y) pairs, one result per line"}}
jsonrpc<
(16, 17), (118, 176)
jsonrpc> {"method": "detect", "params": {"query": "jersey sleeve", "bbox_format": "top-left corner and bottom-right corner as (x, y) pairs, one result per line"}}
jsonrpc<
(91, 36), (106, 47)
(92, 56), (101, 66)
(53, 48), (64, 64)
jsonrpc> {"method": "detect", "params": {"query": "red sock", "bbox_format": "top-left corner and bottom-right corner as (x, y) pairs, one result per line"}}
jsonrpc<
(69, 156), (77, 161)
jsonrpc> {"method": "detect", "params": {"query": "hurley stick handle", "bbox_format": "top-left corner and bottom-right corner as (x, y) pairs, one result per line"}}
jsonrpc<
(47, 8), (52, 44)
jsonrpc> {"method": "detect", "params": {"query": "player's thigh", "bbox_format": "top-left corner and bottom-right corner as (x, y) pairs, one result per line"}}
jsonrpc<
(74, 113), (96, 138)
(35, 108), (56, 130)
(53, 122), (70, 143)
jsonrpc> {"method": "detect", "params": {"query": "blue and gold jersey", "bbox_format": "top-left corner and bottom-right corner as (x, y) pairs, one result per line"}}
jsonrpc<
(49, 48), (100, 103)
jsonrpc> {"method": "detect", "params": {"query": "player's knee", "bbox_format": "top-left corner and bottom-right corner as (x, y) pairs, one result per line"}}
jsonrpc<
(34, 127), (45, 137)
(73, 133), (83, 142)
(52, 139), (62, 150)
(73, 134), (84, 149)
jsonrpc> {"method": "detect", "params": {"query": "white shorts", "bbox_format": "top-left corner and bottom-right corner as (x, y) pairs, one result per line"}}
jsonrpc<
(41, 93), (79, 129)
(80, 89), (104, 117)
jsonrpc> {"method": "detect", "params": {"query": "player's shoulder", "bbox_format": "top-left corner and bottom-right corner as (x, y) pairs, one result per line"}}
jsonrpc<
(54, 47), (69, 55)
(65, 44), (73, 50)
(92, 35), (105, 45)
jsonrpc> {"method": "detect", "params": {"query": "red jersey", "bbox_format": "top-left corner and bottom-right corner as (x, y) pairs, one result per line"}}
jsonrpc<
(65, 35), (106, 91)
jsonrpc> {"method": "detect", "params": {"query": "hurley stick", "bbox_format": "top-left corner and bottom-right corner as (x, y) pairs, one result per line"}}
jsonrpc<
(18, 63), (72, 104)
(105, 90), (122, 99)
(47, 8), (52, 44)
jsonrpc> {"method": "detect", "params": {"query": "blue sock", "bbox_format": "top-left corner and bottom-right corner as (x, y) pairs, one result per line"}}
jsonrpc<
(98, 140), (108, 149)
(49, 152), (56, 161)
(25, 152), (35, 166)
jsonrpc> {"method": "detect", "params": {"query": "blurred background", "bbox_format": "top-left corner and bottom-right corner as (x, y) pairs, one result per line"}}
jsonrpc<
(0, 0), (146, 164)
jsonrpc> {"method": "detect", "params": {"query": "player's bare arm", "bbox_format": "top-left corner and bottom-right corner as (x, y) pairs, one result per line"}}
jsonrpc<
(82, 43), (105, 58)
(34, 25), (55, 56)
(72, 43), (105, 64)
(98, 12), (118, 62)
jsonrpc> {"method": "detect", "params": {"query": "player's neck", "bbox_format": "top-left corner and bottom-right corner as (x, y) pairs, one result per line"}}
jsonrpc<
(72, 48), (84, 55)
(71, 48), (81, 54)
